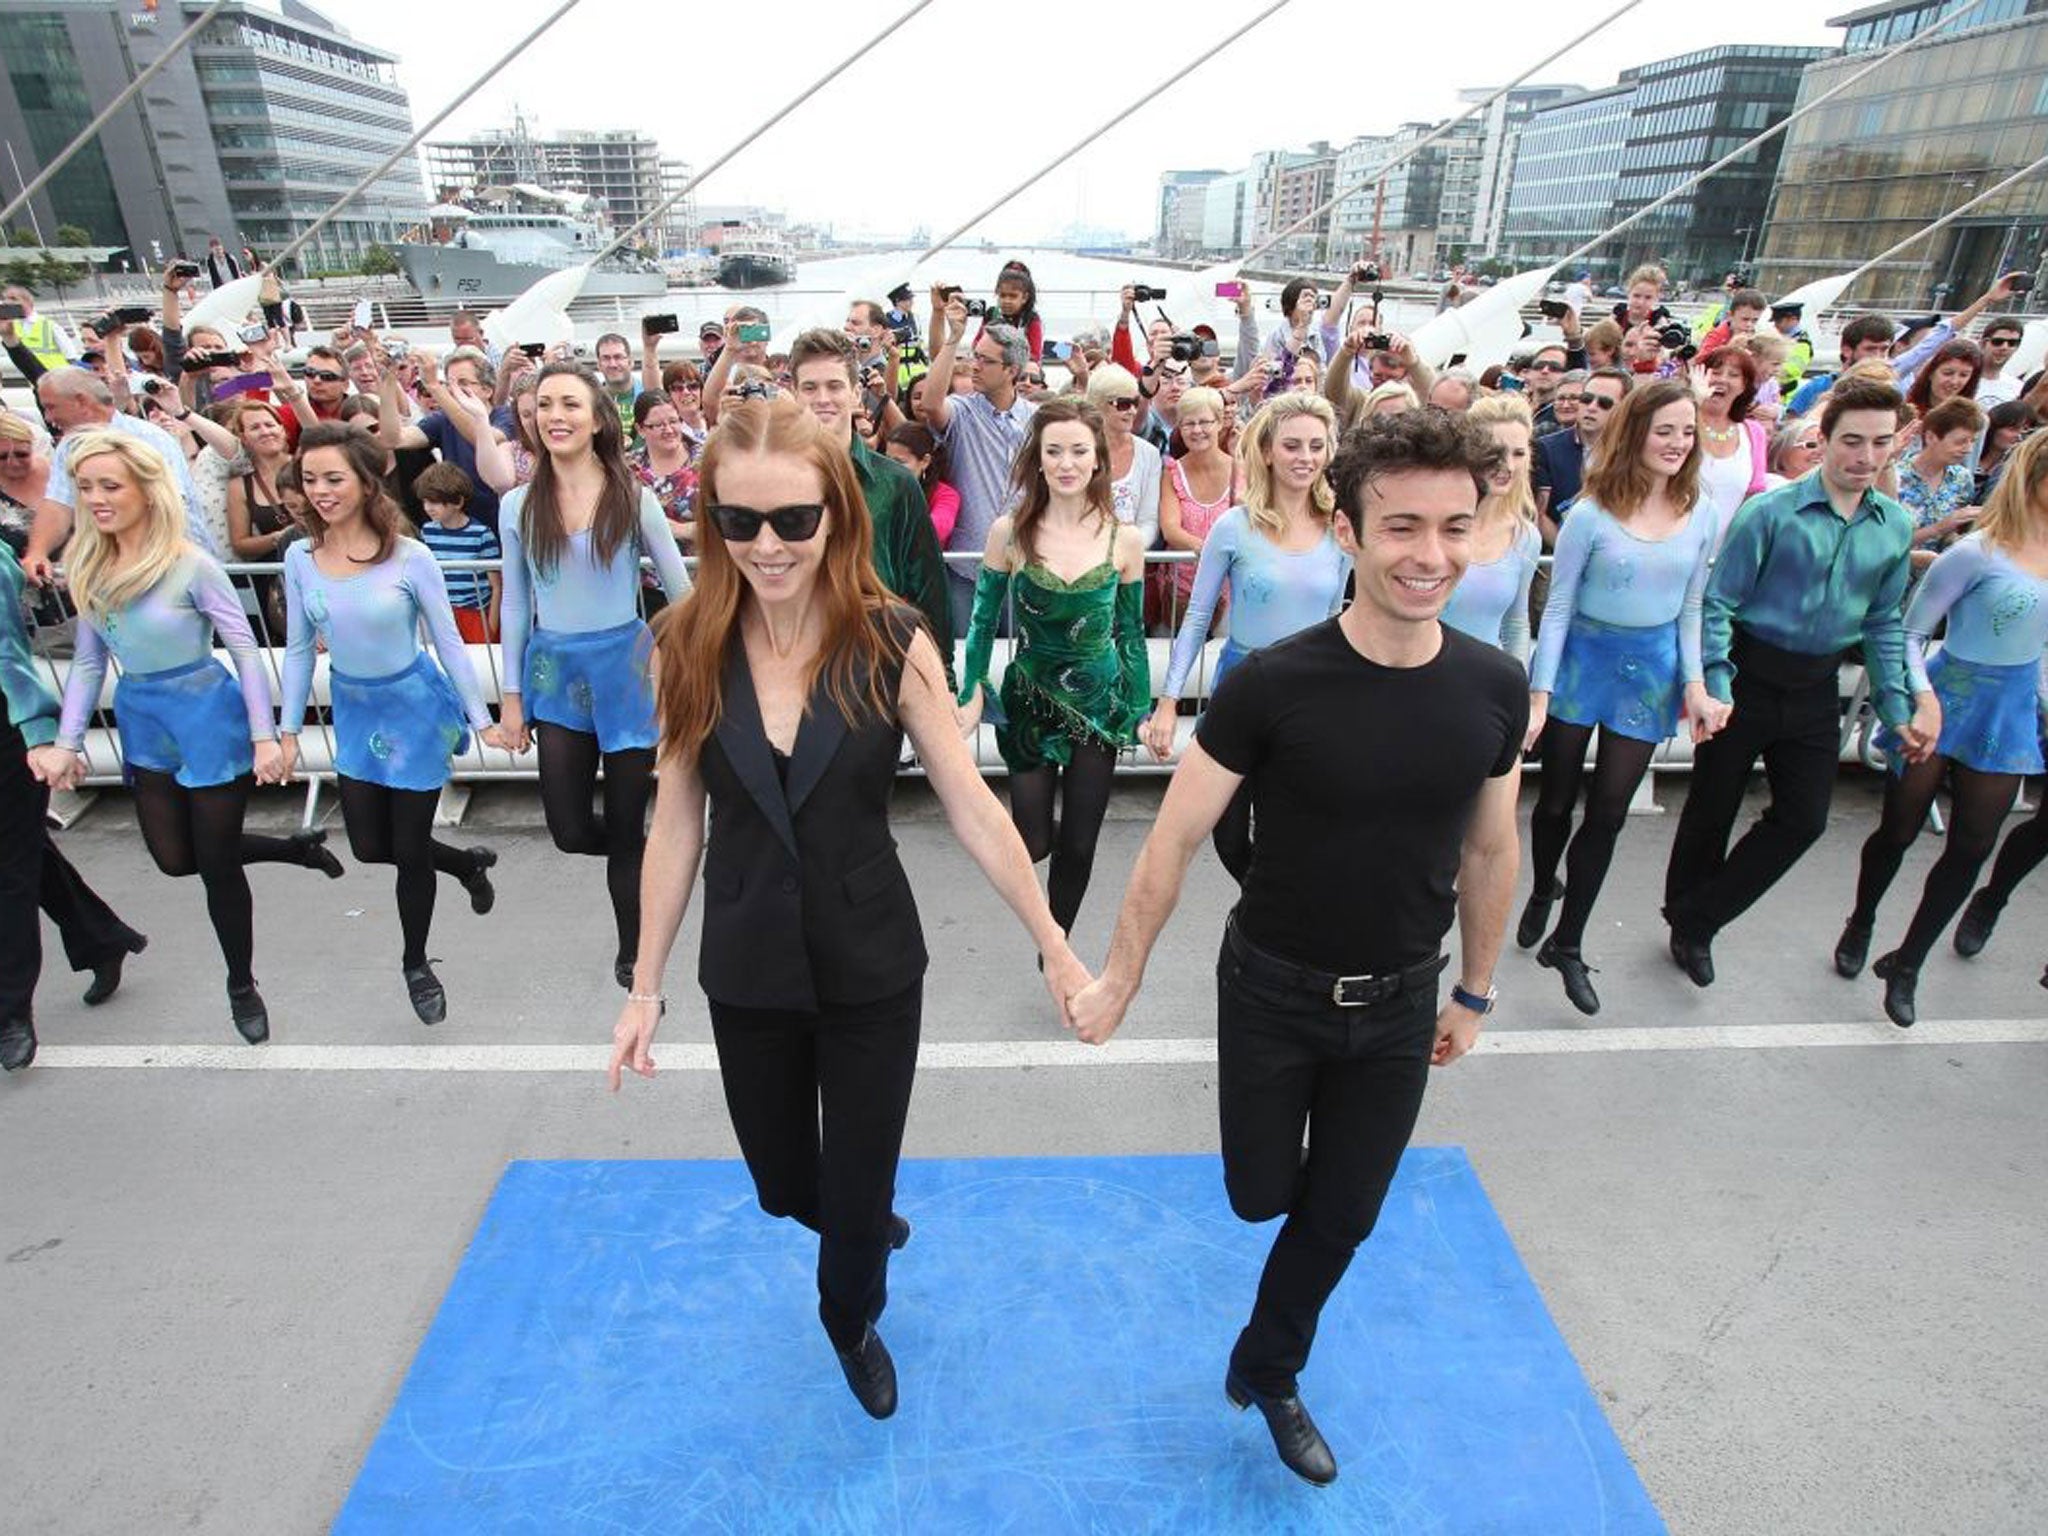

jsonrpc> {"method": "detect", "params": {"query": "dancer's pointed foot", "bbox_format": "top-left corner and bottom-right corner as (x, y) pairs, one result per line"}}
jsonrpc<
(1537, 938), (1600, 1015)
(1833, 918), (1872, 979)
(459, 846), (498, 915)
(290, 828), (344, 879)
(1516, 880), (1562, 950)
(228, 982), (270, 1045)
(1225, 1367), (1337, 1486)
(834, 1325), (898, 1419)
(404, 962), (446, 1026)
(82, 931), (148, 1006)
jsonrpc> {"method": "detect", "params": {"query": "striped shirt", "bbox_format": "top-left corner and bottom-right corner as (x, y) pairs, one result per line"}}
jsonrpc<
(934, 389), (1036, 572)
(418, 516), (499, 610)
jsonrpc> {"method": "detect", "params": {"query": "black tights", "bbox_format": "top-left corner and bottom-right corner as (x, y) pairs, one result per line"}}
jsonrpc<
(335, 777), (476, 969)
(1006, 743), (1118, 934)
(1528, 720), (1657, 950)
(1978, 786), (2048, 909)
(129, 769), (307, 989)
(1851, 757), (2020, 967)
(535, 725), (655, 963)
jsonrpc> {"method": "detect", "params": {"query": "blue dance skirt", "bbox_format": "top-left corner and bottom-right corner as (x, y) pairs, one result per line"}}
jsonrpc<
(115, 657), (253, 788)
(523, 620), (657, 752)
(331, 651), (472, 791)
(1548, 614), (1682, 744)
(1879, 650), (2045, 776)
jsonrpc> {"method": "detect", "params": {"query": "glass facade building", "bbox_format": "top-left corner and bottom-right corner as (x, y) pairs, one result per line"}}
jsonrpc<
(1499, 84), (1637, 268)
(1756, 2), (2048, 308)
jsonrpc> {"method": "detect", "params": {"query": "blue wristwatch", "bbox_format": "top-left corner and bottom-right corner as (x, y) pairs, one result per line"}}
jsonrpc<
(1450, 982), (1497, 1015)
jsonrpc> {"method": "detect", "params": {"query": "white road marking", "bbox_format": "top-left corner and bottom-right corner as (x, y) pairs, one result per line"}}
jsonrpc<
(24, 1018), (2048, 1072)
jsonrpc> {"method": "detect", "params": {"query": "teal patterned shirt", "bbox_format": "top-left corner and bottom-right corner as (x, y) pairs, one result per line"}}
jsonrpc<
(1702, 470), (1917, 727)
(0, 543), (61, 747)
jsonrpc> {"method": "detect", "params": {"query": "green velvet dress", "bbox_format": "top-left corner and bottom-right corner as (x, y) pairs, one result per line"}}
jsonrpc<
(957, 522), (1151, 772)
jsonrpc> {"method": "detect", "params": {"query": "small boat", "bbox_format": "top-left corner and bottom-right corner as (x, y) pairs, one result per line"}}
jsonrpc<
(714, 222), (797, 289)
(398, 186), (665, 303)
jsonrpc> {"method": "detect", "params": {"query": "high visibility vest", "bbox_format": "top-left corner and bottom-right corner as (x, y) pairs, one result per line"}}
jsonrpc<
(14, 314), (69, 372)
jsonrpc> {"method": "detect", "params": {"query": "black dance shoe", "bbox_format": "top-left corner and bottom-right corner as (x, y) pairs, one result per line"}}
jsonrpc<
(1832, 919), (1873, 979)
(834, 1325), (899, 1419)
(82, 932), (148, 1007)
(1668, 929), (1715, 988)
(1516, 881), (1562, 950)
(228, 983), (270, 1045)
(1952, 890), (2001, 959)
(1872, 952), (1917, 1029)
(0, 1015), (37, 1072)
(459, 846), (498, 916)
(889, 1213), (912, 1251)
(290, 828), (345, 879)
(1225, 1367), (1337, 1486)
(1537, 939), (1600, 1016)
(404, 963), (447, 1026)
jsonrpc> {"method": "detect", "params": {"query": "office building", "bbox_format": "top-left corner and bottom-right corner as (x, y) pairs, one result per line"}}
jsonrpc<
(1155, 169), (1222, 259)
(1267, 143), (1335, 267)
(1200, 167), (1252, 256)
(0, 0), (425, 272)
(425, 122), (691, 252)
(1756, 1), (2048, 308)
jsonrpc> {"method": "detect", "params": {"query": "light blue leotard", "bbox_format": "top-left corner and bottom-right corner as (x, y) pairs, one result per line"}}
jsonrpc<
(1442, 519), (1542, 664)
(1160, 506), (1350, 696)
(56, 551), (274, 750)
(497, 485), (692, 696)
(278, 538), (492, 735)
(1530, 497), (1719, 693)
(1902, 532), (2048, 711)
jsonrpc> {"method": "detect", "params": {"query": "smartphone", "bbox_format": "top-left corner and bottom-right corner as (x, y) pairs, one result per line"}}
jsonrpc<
(643, 312), (680, 335)
(351, 299), (373, 331)
(385, 338), (410, 360)
(736, 322), (771, 344)
(518, 341), (547, 358)
(1214, 281), (1244, 300)
(113, 305), (153, 326)
(237, 322), (269, 346)
(1538, 299), (1571, 320)
(2007, 273), (2036, 294)
(211, 373), (273, 402)
(1043, 340), (1073, 361)
(0, 302), (24, 322)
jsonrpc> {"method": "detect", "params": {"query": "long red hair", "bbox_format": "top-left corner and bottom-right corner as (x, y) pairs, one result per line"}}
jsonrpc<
(651, 397), (903, 764)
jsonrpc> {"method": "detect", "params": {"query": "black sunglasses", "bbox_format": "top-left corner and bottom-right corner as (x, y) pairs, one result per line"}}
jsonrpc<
(303, 368), (346, 383)
(708, 502), (825, 543)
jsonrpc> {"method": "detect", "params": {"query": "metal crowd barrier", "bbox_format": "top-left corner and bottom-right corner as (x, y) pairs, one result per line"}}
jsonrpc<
(20, 550), (1890, 816)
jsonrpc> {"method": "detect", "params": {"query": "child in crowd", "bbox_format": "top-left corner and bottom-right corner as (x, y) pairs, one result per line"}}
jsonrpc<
(413, 463), (500, 643)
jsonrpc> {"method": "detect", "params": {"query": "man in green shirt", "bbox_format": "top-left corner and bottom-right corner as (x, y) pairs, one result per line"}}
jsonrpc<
(786, 329), (955, 689)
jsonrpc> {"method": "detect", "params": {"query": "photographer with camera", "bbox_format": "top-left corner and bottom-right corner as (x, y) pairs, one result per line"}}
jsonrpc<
(1254, 278), (1335, 402)
(701, 305), (774, 425)
(1326, 306), (1434, 431)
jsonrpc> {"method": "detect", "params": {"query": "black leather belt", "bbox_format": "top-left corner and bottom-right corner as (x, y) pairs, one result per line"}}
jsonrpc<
(1225, 916), (1447, 1008)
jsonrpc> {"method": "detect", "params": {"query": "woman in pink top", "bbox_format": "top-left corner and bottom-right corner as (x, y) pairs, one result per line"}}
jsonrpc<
(885, 422), (960, 544)
(1154, 385), (1242, 627)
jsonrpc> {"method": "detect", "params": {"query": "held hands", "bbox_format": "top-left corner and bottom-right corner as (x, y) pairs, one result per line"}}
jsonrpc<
(607, 994), (661, 1090)
(479, 722), (510, 752)
(253, 737), (289, 786)
(497, 698), (533, 754)
(1142, 699), (1177, 763)
(27, 745), (83, 790)
(1684, 682), (1730, 743)
(1901, 694), (1943, 764)
(1040, 940), (1094, 1034)
(1065, 971), (1131, 1047)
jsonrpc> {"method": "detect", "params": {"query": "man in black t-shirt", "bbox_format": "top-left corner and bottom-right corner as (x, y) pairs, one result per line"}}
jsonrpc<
(1068, 410), (1526, 1487)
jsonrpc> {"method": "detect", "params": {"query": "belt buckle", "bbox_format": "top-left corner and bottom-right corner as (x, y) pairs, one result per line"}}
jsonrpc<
(1331, 973), (1376, 1007)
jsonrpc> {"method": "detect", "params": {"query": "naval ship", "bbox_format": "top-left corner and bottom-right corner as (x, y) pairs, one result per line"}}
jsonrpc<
(398, 186), (665, 303)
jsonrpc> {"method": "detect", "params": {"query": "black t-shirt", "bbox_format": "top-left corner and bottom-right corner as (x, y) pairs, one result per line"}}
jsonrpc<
(1197, 618), (1527, 974)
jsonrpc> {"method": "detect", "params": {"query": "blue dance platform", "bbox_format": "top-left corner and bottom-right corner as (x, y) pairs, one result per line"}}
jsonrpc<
(339, 1151), (1663, 1534)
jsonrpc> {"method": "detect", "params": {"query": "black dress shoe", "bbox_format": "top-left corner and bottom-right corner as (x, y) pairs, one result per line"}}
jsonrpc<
(1952, 890), (2001, 959)
(228, 983), (270, 1045)
(404, 962), (447, 1026)
(834, 1325), (899, 1419)
(1516, 880), (1562, 950)
(82, 932), (148, 1007)
(1872, 952), (1917, 1028)
(1538, 938), (1600, 1016)
(1668, 930), (1715, 988)
(0, 1016), (37, 1072)
(1225, 1367), (1337, 1486)
(1833, 919), (1873, 979)
(889, 1213), (912, 1251)
(459, 846), (498, 915)
(290, 828), (344, 879)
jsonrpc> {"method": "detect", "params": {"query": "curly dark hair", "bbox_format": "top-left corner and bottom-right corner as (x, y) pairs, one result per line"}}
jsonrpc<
(1327, 407), (1503, 538)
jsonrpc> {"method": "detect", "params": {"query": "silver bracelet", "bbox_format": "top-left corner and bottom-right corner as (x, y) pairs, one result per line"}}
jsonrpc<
(626, 992), (666, 1012)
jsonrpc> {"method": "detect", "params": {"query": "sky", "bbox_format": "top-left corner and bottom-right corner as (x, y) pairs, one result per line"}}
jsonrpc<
(331, 0), (1859, 243)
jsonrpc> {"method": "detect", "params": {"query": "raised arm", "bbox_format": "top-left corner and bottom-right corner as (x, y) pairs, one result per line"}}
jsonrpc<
(377, 367), (430, 451)
(920, 287), (966, 433)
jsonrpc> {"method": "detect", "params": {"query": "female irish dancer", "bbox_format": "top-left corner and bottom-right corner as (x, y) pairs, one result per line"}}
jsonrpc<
(1442, 394), (1543, 665)
(497, 364), (692, 987)
(43, 432), (340, 1044)
(1521, 380), (1723, 1014)
(957, 398), (1151, 939)
(1141, 394), (1348, 879)
(1835, 429), (2048, 1024)
(277, 423), (506, 1023)
(609, 397), (1086, 1417)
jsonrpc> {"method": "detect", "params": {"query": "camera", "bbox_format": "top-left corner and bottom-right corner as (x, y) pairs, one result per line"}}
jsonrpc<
(166, 259), (201, 282)
(1656, 322), (1690, 351)
(518, 341), (548, 359)
(962, 298), (991, 319)
(184, 350), (240, 371)
(1363, 333), (1391, 352)
(1167, 334), (1218, 363)
(1351, 263), (1380, 284)
(642, 312), (680, 336)
(1130, 284), (1167, 303)
(0, 302), (24, 322)
(2008, 273), (2036, 294)
(384, 338), (410, 360)
(1538, 299), (1572, 320)
(237, 322), (270, 346)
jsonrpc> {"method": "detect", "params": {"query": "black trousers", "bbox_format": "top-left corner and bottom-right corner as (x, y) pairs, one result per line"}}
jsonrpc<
(707, 982), (923, 1352)
(1664, 662), (1840, 940)
(1216, 923), (1439, 1398)
(1, 713), (136, 1021)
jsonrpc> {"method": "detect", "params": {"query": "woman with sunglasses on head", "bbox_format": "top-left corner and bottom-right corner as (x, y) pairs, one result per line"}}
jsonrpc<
(611, 397), (1086, 1418)
(40, 432), (340, 1045)
(1442, 395), (1543, 666)
(276, 424), (506, 1024)
(1765, 417), (1823, 489)
(1142, 395), (1348, 880)
(958, 398), (1151, 939)
(1520, 380), (1724, 1015)
(1833, 430), (2048, 1025)
(1084, 365), (1162, 555)
(498, 364), (693, 989)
